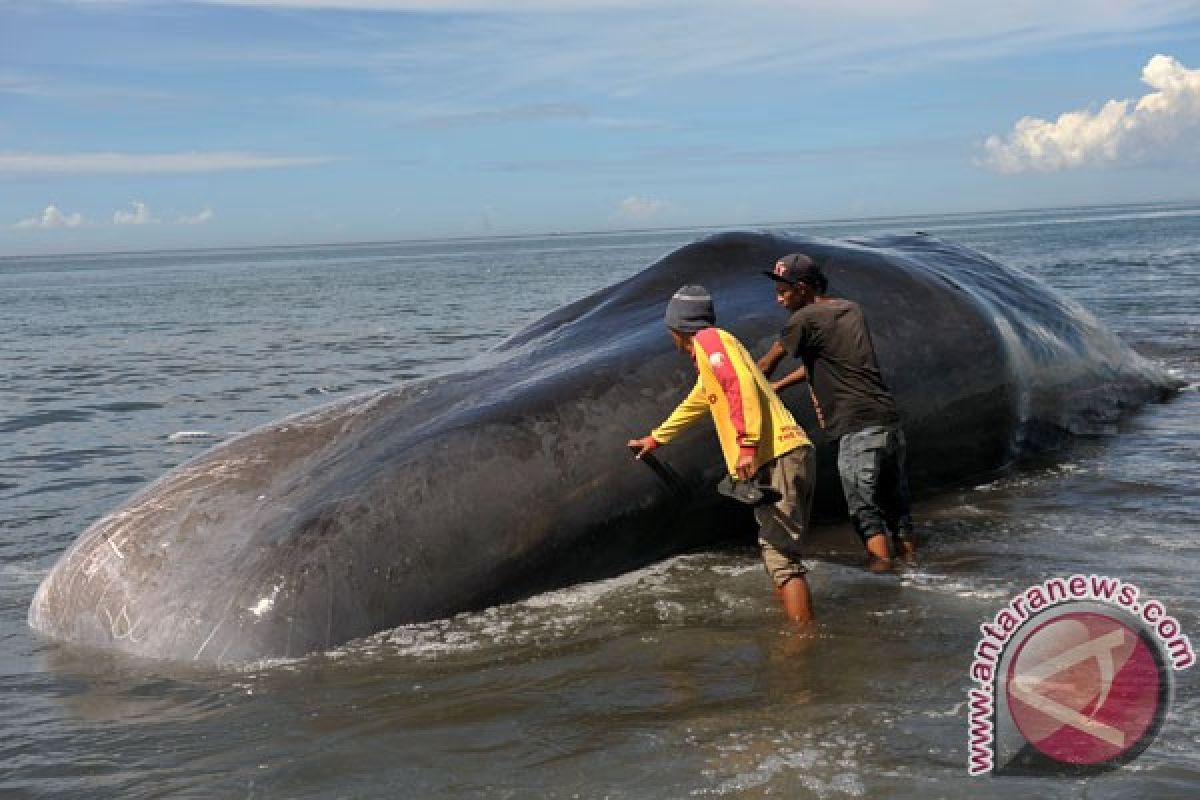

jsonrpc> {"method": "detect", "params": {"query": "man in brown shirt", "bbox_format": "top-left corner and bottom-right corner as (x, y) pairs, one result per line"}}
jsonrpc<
(758, 254), (917, 570)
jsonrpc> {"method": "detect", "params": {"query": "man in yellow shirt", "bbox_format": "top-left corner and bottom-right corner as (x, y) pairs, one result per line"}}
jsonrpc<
(627, 285), (816, 624)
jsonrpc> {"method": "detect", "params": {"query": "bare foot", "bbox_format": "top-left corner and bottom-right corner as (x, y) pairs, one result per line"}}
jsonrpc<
(866, 555), (894, 573)
(894, 537), (918, 566)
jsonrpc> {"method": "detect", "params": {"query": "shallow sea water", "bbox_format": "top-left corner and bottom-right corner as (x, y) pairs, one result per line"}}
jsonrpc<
(2, 203), (1198, 798)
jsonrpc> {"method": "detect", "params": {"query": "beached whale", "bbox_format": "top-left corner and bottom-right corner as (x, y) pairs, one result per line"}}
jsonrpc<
(28, 232), (1176, 664)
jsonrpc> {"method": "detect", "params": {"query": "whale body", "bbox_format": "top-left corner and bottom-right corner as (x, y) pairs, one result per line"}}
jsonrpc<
(29, 232), (1176, 664)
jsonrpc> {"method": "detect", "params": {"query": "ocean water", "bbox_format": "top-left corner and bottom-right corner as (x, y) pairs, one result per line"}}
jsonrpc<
(2, 203), (1198, 798)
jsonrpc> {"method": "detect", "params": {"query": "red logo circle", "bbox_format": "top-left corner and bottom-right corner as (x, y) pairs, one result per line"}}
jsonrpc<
(1005, 611), (1165, 766)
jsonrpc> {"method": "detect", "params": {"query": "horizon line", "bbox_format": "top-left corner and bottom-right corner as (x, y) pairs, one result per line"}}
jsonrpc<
(4, 198), (1198, 261)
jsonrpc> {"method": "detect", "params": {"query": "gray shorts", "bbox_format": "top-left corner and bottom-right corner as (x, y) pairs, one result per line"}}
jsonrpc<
(754, 445), (815, 587)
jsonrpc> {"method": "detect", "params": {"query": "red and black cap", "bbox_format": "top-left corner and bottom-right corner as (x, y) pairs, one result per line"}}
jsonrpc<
(763, 253), (826, 291)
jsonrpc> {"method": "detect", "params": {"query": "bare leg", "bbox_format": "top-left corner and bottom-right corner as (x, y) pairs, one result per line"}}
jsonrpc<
(864, 533), (893, 572)
(778, 576), (814, 624)
(893, 535), (918, 565)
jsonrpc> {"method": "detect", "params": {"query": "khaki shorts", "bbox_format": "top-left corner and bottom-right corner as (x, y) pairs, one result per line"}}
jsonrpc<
(754, 445), (815, 587)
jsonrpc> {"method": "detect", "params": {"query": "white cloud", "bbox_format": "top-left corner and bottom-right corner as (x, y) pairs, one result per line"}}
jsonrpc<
(981, 55), (1200, 173)
(0, 151), (337, 174)
(195, 2), (1199, 81)
(615, 196), (669, 222)
(14, 205), (86, 230)
(0, 73), (47, 97)
(76, 1), (1188, 116)
(178, 206), (215, 225)
(113, 200), (156, 225)
(416, 103), (589, 128)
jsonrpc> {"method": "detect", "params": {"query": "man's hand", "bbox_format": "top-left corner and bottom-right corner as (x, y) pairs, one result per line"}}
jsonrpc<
(627, 436), (659, 460)
(736, 451), (756, 481)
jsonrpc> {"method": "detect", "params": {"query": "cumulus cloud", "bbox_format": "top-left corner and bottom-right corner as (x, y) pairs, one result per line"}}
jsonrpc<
(0, 151), (337, 174)
(178, 206), (215, 225)
(615, 196), (669, 222)
(14, 205), (85, 230)
(981, 54), (1200, 173)
(113, 200), (156, 225)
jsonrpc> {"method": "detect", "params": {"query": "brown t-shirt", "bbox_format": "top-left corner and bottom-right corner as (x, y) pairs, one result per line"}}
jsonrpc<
(780, 298), (899, 439)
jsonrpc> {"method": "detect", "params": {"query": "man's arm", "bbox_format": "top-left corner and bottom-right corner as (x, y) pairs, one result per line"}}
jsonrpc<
(766, 364), (824, 429)
(758, 338), (809, 393)
(770, 365), (808, 393)
(627, 378), (708, 458)
(757, 340), (786, 378)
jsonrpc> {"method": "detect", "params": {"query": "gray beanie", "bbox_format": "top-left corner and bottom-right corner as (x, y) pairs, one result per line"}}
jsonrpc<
(665, 284), (715, 333)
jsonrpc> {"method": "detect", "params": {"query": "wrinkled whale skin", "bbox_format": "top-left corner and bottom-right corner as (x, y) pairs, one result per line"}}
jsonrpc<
(29, 232), (1176, 664)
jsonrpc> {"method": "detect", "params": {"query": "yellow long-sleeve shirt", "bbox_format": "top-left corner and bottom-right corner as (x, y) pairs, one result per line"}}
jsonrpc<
(651, 327), (810, 477)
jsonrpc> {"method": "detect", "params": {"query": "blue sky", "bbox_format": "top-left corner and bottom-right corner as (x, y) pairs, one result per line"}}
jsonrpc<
(3, 0), (1200, 254)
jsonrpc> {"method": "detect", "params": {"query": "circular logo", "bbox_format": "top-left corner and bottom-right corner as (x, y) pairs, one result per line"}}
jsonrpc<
(1005, 611), (1169, 768)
